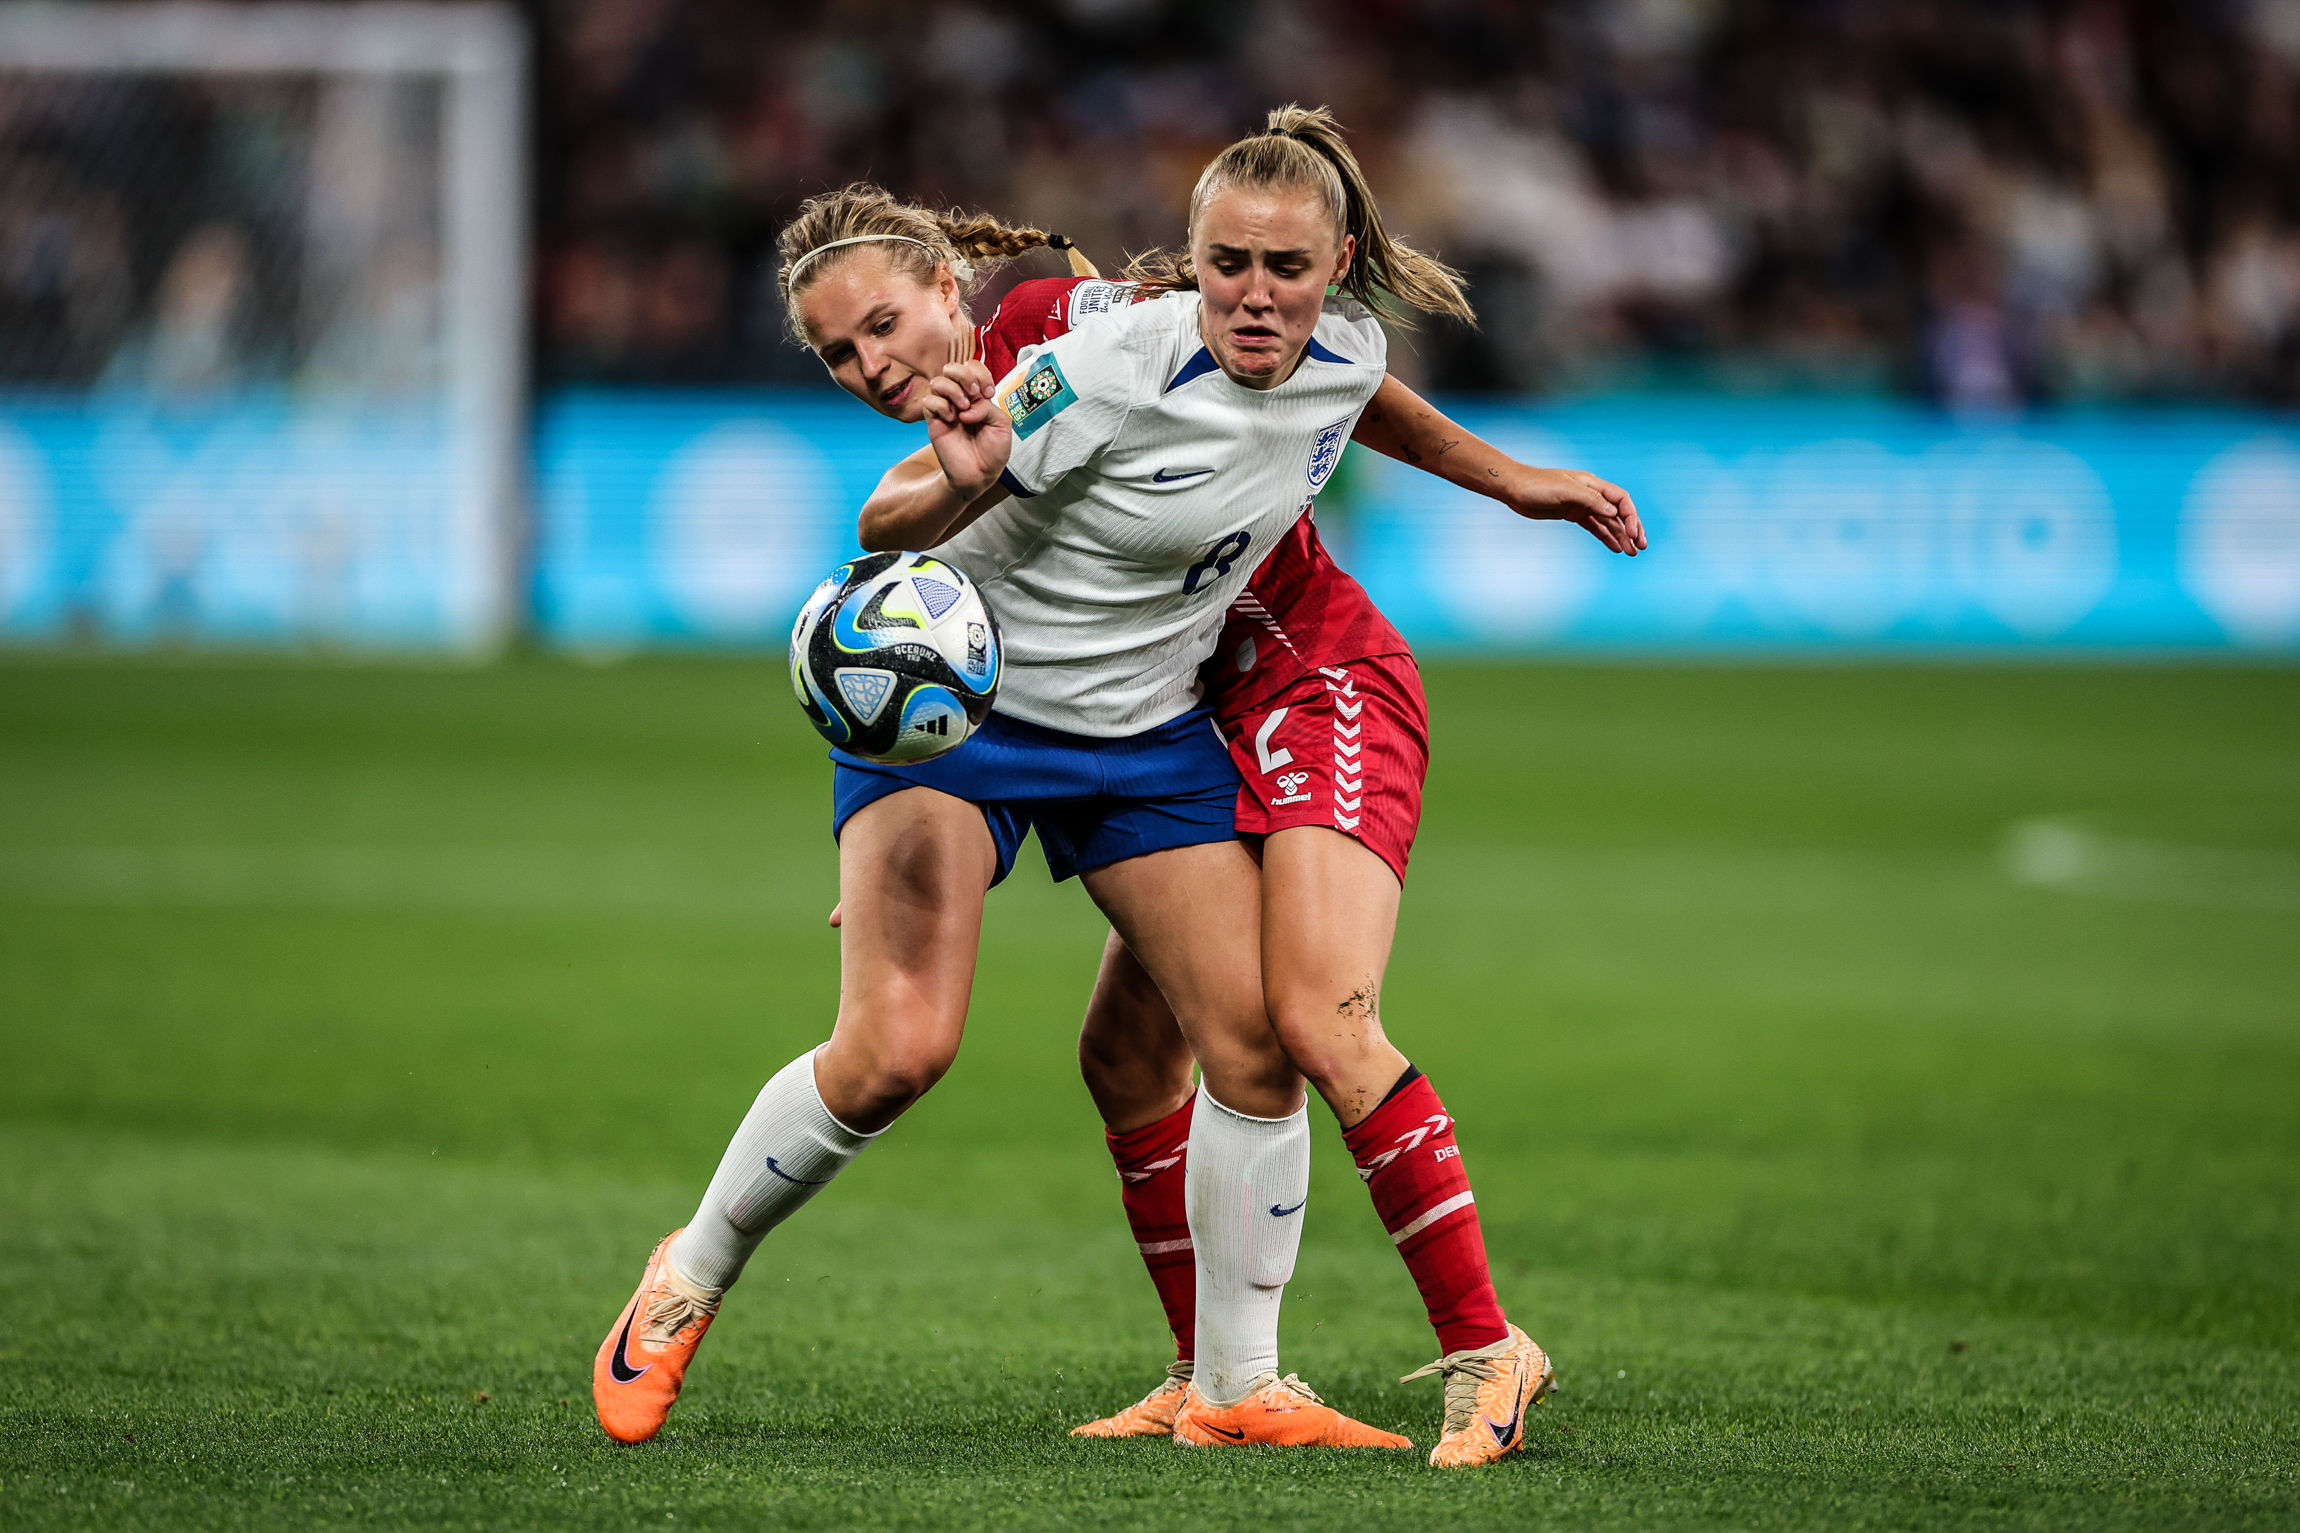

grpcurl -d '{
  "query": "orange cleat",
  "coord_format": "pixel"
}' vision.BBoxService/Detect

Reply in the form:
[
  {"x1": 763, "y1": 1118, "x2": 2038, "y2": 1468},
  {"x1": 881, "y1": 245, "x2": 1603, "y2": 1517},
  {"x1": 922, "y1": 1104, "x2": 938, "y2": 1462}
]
[
  {"x1": 1172, "y1": 1372, "x2": 1413, "y2": 1449},
  {"x1": 1071, "y1": 1361, "x2": 1192, "y2": 1438},
  {"x1": 1403, "y1": 1324, "x2": 1555, "y2": 1467},
  {"x1": 592, "y1": 1229, "x2": 723, "y2": 1444}
]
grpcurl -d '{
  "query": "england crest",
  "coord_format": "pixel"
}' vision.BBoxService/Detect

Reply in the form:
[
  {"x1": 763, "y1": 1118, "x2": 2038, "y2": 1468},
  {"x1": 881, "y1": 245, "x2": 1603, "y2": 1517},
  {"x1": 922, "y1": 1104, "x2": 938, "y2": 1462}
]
[{"x1": 1307, "y1": 417, "x2": 1349, "y2": 493}]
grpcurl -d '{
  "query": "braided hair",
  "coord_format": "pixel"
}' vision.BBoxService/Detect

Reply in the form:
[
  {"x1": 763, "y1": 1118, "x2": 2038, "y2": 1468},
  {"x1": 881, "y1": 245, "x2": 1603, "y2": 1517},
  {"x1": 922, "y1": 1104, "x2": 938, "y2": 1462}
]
[{"x1": 777, "y1": 184, "x2": 1098, "y2": 346}]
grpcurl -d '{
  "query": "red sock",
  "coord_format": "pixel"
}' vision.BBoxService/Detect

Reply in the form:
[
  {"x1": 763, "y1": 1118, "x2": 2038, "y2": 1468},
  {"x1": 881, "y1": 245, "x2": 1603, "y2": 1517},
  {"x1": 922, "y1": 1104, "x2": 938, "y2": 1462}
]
[
  {"x1": 1342, "y1": 1070, "x2": 1509, "y2": 1356},
  {"x1": 1105, "y1": 1092, "x2": 1196, "y2": 1362}
]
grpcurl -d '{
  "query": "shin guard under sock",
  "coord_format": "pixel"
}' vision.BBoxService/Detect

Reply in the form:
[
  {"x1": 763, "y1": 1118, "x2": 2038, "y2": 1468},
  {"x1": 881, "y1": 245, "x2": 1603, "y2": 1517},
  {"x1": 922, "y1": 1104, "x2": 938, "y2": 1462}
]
[
  {"x1": 1105, "y1": 1093, "x2": 1198, "y2": 1362},
  {"x1": 1342, "y1": 1069, "x2": 1509, "y2": 1356},
  {"x1": 1186, "y1": 1089, "x2": 1310, "y2": 1404},
  {"x1": 669, "y1": 1048, "x2": 879, "y2": 1291}
]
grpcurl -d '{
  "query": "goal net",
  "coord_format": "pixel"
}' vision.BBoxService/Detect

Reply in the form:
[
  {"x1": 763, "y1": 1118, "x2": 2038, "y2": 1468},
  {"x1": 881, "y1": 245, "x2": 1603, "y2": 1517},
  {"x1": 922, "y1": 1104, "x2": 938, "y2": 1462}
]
[{"x1": 0, "y1": 1, "x2": 524, "y2": 648}]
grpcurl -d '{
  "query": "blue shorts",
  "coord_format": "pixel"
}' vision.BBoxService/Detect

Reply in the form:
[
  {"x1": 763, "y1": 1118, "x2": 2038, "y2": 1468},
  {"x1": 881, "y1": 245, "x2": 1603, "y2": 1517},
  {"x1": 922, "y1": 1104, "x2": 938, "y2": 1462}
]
[{"x1": 831, "y1": 707, "x2": 1240, "y2": 886}]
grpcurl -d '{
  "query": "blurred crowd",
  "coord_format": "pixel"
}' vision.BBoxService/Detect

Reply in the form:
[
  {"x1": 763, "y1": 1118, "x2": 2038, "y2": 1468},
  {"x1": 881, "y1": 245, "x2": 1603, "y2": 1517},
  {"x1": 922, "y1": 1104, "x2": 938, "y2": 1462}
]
[
  {"x1": 0, "y1": 72, "x2": 443, "y2": 397},
  {"x1": 539, "y1": 0, "x2": 2300, "y2": 404},
  {"x1": 3, "y1": 0, "x2": 2295, "y2": 405}
]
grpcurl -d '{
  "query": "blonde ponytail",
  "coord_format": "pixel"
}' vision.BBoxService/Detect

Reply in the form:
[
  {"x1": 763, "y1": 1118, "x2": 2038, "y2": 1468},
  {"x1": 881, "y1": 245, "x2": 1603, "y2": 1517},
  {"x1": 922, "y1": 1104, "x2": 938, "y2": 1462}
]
[
  {"x1": 1121, "y1": 103, "x2": 1474, "y2": 328},
  {"x1": 776, "y1": 184, "x2": 1098, "y2": 344}
]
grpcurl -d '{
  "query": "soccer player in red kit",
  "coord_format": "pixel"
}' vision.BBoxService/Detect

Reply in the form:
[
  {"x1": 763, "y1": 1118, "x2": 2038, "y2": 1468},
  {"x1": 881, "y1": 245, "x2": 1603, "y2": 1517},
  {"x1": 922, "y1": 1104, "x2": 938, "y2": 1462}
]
[{"x1": 667, "y1": 110, "x2": 1644, "y2": 1463}]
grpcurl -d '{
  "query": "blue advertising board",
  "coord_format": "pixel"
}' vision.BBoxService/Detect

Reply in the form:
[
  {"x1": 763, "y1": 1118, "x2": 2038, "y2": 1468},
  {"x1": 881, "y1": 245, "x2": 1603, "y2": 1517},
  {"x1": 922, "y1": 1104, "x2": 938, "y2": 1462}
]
[
  {"x1": 533, "y1": 391, "x2": 916, "y2": 649},
  {"x1": 0, "y1": 396, "x2": 490, "y2": 648},
  {"x1": 534, "y1": 390, "x2": 2300, "y2": 655},
  {"x1": 6, "y1": 390, "x2": 2292, "y2": 654}
]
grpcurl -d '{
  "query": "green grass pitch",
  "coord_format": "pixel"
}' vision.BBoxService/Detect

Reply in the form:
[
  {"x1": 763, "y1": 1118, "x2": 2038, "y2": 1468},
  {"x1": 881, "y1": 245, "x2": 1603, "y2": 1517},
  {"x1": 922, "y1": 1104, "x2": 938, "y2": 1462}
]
[{"x1": 1, "y1": 655, "x2": 2294, "y2": 1530}]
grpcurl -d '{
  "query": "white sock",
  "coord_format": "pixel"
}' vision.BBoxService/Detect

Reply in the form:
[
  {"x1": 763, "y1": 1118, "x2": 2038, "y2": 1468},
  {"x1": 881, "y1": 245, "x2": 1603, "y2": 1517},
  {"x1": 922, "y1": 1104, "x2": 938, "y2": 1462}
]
[
  {"x1": 1186, "y1": 1088, "x2": 1311, "y2": 1405},
  {"x1": 668, "y1": 1048, "x2": 879, "y2": 1291}
]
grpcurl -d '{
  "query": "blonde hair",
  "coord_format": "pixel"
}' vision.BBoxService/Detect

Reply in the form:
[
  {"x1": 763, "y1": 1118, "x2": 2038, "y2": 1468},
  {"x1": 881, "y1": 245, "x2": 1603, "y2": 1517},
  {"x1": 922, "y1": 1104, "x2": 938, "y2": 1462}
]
[
  {"x1": 1122, "y1": 104, "x2": 1474, "y2": 328},
  {"x1": 776, "y1": 184, "x2": 1096, "y2": 345}
]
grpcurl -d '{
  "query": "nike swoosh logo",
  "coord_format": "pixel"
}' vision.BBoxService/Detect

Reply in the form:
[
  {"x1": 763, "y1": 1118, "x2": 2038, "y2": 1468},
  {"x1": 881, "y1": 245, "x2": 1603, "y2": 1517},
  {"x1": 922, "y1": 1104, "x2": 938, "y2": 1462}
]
[
  {"x1": 607, "y1": 1312, "x2": 650, "y2": 1384},
  {"x1": 1151, "y1": 467, "x2": 1213, "y2": 483},
  {"x1": 1484, "y1": 1394, "x2": 1524, "y2": 1447},
  {"x1": 1269, "y1": 1199, "x2": 1307, "y2": 1217},
  {"x1": 763, "y1": 1156, "x2": 831, "y2": 1186},
  {"x1": 1206, "y1": 1424, "x2": 1246, "y2": 1441}
]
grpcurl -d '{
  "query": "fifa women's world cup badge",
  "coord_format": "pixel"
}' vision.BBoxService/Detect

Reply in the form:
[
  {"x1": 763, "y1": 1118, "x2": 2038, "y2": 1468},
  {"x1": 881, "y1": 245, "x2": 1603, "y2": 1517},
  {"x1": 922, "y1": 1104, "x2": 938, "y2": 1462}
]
[
  {"x1": 999, "y1": 356, "x2": 1077, "y2": 439},
  {"x1": 1307, "y1": 417, "x2": 1349, "y2": 492}
]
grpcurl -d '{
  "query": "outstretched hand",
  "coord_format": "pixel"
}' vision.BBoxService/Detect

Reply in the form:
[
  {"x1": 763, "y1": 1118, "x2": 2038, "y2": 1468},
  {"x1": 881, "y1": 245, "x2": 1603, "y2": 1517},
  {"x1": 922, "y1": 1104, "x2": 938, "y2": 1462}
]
[
  {"x1": 1491, "y1": 465, "x2": 1648, "y2": 556},
  {"x1": 922, "y1": 359, "x2": 1011, "y2": 502}
]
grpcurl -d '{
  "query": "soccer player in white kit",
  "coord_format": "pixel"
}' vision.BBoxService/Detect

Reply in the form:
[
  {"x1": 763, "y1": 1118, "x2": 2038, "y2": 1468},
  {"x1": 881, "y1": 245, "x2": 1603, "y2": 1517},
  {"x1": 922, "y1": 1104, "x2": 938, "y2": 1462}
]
[
  {"x1": 601, "y1": 107, "x2": 1649, "y2": 1461},
  {"x1": 851, "y1": 105, "x2": 1625, "y2": 1451},
  {"x1": 592, "y1": 138, "x2": 1436, "y2": 1451},
  {"x1": 866, "y1": 203, "x2": 1407, "y2": 1448},
  {"x1": 834, "y1": 108, "x2": 1644, "y2": 1461}
]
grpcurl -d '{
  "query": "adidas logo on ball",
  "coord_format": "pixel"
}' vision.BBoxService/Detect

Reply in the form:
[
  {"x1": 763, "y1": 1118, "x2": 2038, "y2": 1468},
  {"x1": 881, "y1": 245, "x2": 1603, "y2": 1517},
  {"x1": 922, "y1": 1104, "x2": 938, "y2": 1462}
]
[{"x1": 790, "y1": 552, "x2": 1001, "y2": 765}]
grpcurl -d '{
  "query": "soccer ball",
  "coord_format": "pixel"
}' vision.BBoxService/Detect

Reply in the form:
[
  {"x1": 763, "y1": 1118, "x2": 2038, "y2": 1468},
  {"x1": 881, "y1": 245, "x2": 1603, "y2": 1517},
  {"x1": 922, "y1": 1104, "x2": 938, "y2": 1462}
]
[{"x1": 790, "y1": 551, "x2": 1000, "y2": 763}]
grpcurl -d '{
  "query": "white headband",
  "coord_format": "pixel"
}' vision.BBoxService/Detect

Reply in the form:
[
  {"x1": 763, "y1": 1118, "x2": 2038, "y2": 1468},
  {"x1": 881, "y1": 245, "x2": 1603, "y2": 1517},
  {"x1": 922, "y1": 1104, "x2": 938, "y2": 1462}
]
[{"x1": 784, "y1": 233, "x2": 946, "y2": 288}]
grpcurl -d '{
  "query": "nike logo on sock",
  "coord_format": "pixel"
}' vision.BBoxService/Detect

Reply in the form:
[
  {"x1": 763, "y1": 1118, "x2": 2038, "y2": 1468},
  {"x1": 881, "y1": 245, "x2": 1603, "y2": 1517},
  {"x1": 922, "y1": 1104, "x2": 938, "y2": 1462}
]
[
  {"x1": 1269, "y1": 1199, "x2": 1307, "y2": 1217},
  {"x1": 607, "y1": 1313, "x2": 650, "y2": 1384},
  {"x1": 763, "y1": 1156, "x2": 831, "y2": 1186}
]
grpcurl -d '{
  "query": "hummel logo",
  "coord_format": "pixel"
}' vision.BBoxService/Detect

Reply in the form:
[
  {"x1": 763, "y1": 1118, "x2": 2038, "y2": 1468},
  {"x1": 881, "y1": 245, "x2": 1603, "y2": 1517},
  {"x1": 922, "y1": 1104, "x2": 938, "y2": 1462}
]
[
  {"x1": 1119, "y1": 1149, "x2": 1185, "y2": 1183},
  {"x1": 1270, "y1": 1198, "x2": 1307, "y2": 1217},
  {"x1": 607, "y1": 1313, "x2": 650, "y2": 1384},
  {"x1": 1151, "y1": 466, "x2": 1214, "y2": 483}
]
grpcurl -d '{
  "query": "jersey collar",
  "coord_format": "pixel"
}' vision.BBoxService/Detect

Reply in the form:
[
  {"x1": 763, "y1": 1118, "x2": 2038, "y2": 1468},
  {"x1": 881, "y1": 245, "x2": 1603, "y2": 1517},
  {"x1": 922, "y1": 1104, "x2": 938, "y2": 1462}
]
[{"x1": 1164, "y1": 335, "x2": 1356, "y2": 394}]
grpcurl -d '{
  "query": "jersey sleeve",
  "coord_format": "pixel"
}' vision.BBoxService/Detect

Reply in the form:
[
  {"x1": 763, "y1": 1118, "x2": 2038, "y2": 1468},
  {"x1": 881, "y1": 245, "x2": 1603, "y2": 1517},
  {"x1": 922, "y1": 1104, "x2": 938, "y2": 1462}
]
[
  {"x1": 978, "y1": 278, "x2": 1081, "y2": 378},
  {"x1": 1314, "y1": 294, "x2": 1390, "y2": 368},
  {"x1": 994, "y1": 323, "x2": 1136, "y2": 499}
]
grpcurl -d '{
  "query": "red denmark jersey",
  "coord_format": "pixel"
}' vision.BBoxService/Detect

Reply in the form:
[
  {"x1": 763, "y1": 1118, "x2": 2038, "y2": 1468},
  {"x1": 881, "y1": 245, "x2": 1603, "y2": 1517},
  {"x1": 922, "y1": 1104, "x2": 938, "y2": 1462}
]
[{"x1": 972, "y1": 277, "x2": 1412, "y2": 719}]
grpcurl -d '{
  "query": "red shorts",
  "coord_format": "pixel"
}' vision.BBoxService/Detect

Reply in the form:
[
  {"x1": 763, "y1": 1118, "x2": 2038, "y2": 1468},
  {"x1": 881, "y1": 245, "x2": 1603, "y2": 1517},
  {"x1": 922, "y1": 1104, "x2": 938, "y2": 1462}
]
[{"x1": 1216, "y1": 653, "x2": 1428, "y2": 885}]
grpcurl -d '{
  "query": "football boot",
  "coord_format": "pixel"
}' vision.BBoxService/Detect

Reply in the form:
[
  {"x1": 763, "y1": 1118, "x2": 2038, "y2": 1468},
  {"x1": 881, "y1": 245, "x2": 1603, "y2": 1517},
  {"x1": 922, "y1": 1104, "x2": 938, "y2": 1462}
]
[
  {"x1": 1402, "y1": 1323, "x2": 1555, "y2": 1467},
  {"x1": 592, "y1": 1229, "x2": 722, "y2": 1443},
  {"x1": 1071, "y1": 1360, "x2": 1192, "y2": 1438},
  {"x1": 1172, "y1": 1372, "x2": 1413, "y2": 1449}
]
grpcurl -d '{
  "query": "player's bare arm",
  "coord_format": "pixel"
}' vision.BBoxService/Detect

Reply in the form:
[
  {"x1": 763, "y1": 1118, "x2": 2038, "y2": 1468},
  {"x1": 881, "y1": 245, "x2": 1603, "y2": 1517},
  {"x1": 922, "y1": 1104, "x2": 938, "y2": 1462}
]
[
  {"x1": 856, "y1": 440, "x2": 1012, "y2": 552},
  {"x1": 1352, "y1": 375, "x2": 1648, "y2": 556},
  {"x1": 856, "y1": 360, "x2": 1013, "y2": 551}
]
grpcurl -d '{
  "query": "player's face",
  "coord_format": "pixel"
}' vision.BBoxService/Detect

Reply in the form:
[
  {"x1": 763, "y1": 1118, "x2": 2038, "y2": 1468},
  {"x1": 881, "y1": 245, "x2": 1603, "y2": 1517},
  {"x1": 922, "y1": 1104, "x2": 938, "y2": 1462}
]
[
  {"x1": 1192, "y1": 187, "x2": 1355, "y2": 390},
  {"x1": 801, "y1": 252, "x2": 966, "y2": 422}
]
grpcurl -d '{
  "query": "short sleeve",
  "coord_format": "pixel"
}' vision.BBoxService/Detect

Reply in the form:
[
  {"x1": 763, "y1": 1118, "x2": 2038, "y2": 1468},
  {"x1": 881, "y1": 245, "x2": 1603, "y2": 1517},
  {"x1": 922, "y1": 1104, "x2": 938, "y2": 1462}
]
[
  {"x1": 978, "y1": 278, "x2": 1080, "y2": 377},
  {"x1": 994, "y1": 325, "x2": 1133, "y2": 499},
  {"x1": 1313, "y1": 294, "x2": 1389, "y2": 369}
]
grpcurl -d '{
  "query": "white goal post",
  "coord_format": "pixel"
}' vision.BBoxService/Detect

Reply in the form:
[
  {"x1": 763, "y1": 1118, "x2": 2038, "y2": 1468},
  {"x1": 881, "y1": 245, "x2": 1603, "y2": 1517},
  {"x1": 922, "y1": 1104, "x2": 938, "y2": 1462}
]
[{"x1": 0, "y1": 2, "x2": 526, "y2": 649}]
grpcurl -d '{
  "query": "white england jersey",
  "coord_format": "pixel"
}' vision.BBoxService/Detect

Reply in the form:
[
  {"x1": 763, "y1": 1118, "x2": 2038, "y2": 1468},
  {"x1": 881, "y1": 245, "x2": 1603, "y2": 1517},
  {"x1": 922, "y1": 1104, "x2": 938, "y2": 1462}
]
[{"x1": 935, "y1": 291, "x2": 1386, "y2": 737}]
